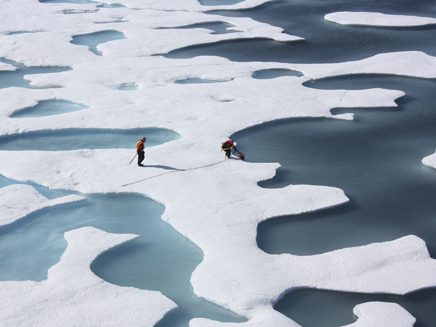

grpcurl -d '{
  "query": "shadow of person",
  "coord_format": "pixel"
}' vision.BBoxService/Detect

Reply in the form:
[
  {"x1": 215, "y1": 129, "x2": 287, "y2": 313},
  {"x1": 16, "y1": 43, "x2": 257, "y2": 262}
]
[{"x1": 141, "y1": 165, "x2": 185, "y2": 171}]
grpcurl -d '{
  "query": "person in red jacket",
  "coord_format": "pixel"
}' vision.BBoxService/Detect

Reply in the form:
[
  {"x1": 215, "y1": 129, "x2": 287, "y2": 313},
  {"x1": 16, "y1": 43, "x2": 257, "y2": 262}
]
[
  {"x1": 136, "y1": 137, "x2": 146, "y2": 166},
  {"x1": 221, "y1": 139, "x2": 244, "y2": 160}
]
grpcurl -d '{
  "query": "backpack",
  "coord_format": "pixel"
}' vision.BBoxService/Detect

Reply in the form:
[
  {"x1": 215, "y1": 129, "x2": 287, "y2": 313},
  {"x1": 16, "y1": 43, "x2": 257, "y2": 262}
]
[{"x1": 221, "y1": 140, "x2": 233, "y2": 150}]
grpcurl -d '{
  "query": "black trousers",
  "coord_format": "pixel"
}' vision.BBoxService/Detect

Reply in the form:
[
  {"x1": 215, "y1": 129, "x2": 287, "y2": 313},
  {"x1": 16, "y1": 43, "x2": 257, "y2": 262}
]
[
  {"x1": 225, "y1": 147, "x2": 238, "y2": 158},
  {"x1": 137, "y1": 150, "x2": 145, "y2": 165}
]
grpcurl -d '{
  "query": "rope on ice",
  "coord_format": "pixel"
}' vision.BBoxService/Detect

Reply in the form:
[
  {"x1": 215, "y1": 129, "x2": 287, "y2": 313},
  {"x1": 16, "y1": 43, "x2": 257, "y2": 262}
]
[{"x1": 121, "y1": 159, "x2": 226, "y2": 187}]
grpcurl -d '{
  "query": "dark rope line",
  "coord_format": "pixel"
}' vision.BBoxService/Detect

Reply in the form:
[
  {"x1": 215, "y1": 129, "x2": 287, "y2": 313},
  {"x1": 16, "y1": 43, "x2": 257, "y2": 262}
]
[{"x1": 121, "y1": 159, "x2": 226, "y2": 187}]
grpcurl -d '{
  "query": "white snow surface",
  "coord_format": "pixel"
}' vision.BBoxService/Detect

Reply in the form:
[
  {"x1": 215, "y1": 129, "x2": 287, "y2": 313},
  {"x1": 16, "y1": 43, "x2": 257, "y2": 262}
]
[
  {"x1": 344, "y1": 302, "x2": 416, "y2": 327},
  {"x1": 422, "y1": 150, "x2": 436, "y2": 170},
  {"x1": 0, "y1": 226, "x2": 176, "y2": 326},
  {"x1": 325, "y1": 11, "x2": 436, "y2": 27},
  {"x1": 292, "y1": 51, "x2": 436, "y2": 80},
  {"x1": 0, "y1": 184, "x2": 85, "y2": 226},
  {"x1": 0, "y1": 1, "x2": 436, "y2": 326}
]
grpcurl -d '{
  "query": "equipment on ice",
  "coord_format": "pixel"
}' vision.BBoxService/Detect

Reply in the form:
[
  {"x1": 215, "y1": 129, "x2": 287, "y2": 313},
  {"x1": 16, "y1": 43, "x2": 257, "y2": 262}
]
[{"x1": 221, "y1": 139, "x2": 245, "y2": 160}]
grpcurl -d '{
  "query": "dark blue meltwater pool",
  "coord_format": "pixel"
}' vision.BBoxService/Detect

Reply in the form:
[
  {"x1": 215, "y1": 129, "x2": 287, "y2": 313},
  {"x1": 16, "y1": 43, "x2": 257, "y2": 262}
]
[
  {"x1": 163, "y1": 0, "x2": 436, "y2": 323},
  {"x1": 233, "y1": 75, "x2": 436, "y2": 326},
  {"x1": 239, "y1": 75, "x2": 436, "y2": 257}
]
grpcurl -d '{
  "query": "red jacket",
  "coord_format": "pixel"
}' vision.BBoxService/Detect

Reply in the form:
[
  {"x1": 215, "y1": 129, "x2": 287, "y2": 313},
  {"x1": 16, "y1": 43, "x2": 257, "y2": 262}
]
[
  {"x1": 221, "y1": 140, "x2": 233, "y2": 150},
  {"x1": 136, "y1": 140, "x2": 145, "y2": 151}
]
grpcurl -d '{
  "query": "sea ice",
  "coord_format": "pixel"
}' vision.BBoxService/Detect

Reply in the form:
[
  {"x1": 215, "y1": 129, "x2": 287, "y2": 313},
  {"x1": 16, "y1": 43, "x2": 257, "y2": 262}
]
[
  {"x1": 345, "y1": 302, "x2": 416, "y2": 327},
  {"x1": 0, "y1": 227, "x2": 176, "y2": 326},
  {"x1": 325, "y1": 11, "x2": 436, "y2": 27},
  {"x1": 1, "y1": 1, "x2": 436, "y2": 326},
  {"x1": 0, "y1": 61, "x2": 16, "y2": 71},
  {"x1": 422, "y1": 150, "x2": 436, "y2": 170},
  {"x1": 291, "y1": 51, "x2": 436, "y2": 80},
  {"x1": 0, "y1": 184, "x2": 84, "y2": 226}
]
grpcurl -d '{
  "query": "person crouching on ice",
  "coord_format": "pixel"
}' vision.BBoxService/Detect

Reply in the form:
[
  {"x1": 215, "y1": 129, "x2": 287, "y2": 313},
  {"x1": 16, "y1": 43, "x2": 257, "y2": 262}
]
[
  {"x1": 221, "y1": 139, "x2": 244, "y2": 160},
  {"x1": 136, "y1": 137, "x2": 146, "y2": 166}
]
